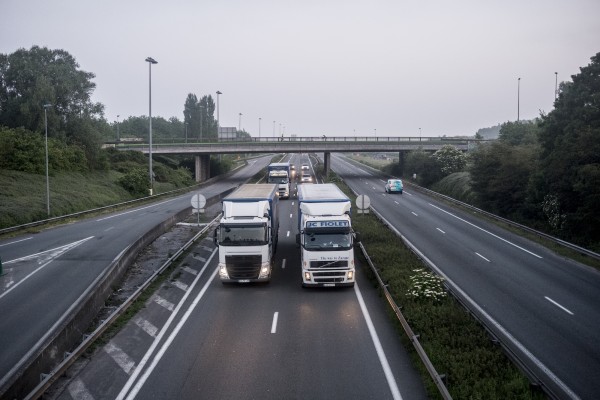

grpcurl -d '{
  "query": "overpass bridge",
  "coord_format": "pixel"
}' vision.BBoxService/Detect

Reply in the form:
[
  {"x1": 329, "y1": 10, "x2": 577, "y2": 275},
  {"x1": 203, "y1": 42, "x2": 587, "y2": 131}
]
[{"x1": 114, "y1": 136, "x2": 480, "y2": 182}]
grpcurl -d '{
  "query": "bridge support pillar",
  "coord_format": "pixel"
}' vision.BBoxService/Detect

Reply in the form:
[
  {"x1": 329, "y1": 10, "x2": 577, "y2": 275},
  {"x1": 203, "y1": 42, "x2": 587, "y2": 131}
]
[
  {"x1": 195, "y1": 154, "x2": 211, "y2": 182},
  {"x1": 323, "y1": 152, "x2": 331, "y2": 178}
]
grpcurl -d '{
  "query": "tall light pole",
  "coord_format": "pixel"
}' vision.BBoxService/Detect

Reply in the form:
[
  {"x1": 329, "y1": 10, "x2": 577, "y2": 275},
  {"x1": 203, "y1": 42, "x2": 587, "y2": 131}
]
[
  {"x1": 43, "y1": 103, "x2": 51, "y2": 217},
  {"x1": 185, "y1": 122, "x2": 188, "y2": 143},
  {"x1": 116, "y1": 114, "x2": 120, "y2": 141},
  {"x1": 517, "y1": 77, "x2": 521, "y2": 122},
  {"x1": 216, "y1": 91, "x2": 222, "y2": 138},
  {"x1": 259, "y1": 117, "x2": 262, "y2": 138},
  {"x1": 145, "y1": 57, "x2": 158, "y2": 195},
  {"x1": 419, "y1": 127, "x2": 422, "y2": 139},
  {"x1": 273, "y1": 120, "x2": 276, "y2": 137},
  {"x1": 555, "y1": 72, "x2": 558, "y2": 101},
  {"x1": 239, "y1": 112, "x2": 243, "y2": 131},
  {"x1": 374, "y1": 128, "x2": 377, "y2": 138}
]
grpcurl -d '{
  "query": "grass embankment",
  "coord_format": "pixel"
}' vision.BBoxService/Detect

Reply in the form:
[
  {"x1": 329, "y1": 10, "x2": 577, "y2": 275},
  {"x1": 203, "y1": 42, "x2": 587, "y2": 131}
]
[{"x1": 326, "y1": 173, "x2": 543, "y2": 399}]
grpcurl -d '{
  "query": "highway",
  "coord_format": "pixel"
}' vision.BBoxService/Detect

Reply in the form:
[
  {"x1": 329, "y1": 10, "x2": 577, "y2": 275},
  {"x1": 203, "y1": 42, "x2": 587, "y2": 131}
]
[
  {"x1": 5, "y1": 151, "x2": 599, "y2": 399},
  {"x1": 0, "y1": 157, "x2": 271, "y2": 390},
  {"x1": 50, "y1": 153, "x2": 427, "y2": 400},
  {"x1": 329, "y1": 153, "x2": 600, "y2": 399}
]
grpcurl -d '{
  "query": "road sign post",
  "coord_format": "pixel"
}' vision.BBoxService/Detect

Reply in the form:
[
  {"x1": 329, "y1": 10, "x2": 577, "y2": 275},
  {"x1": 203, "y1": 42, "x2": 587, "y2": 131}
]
[
  {"x1": 190, "y1": 193, "x2": 207, "y2": 226},
  {"x1": 356, "y1": 194, "x2": 370, "y2": 214}
]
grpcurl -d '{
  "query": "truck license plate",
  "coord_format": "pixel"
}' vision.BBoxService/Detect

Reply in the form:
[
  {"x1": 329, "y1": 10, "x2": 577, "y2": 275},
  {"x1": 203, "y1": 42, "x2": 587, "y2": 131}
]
[
  {"x1": 324, "y1": 283, "x2": 335, "y2": 287},
  {"x1": 238, "y1": 279, "x2": 250, "y2": 283}
]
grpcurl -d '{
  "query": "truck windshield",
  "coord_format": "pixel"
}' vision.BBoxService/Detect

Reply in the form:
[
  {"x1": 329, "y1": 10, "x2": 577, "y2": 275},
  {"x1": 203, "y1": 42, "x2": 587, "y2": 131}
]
[
  {"x1": 268, "y1": 176, "x2": 289, "y2": 184},
  {"x1": 218, "y1": 224, "x2": 267, "y2": 246},
  {"x1": 303, "y1": 231, "x2": 352, "y2": 251}
]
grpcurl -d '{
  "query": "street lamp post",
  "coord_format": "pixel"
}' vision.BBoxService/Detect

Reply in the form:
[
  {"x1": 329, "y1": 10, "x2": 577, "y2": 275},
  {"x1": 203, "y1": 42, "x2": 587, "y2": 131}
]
[
  {"x1": 517, "y1": 77, "x2": 521, "y2": 122},
  {"x1": 419, "y1": 127, "x2": 422, "y2": 140},
  {"x1": 273, "y1": 120, "x2": 275, "y2": 137},
  {"x1": 555, "y1": 72, "x2": 558, "y2": 101},
  {"x1": 259, "y1": 117, "x2": 261, "y2": 138},
  {"x1": 239, "y1": 112, "x2": 242, "y2": 131},
  {"x1": 216, "y1": 91, "x2": 222, "y2": 138},
  {"x1": 43, "y1": 103, "x2": 51, "y2": 217},
  {"x1": 116, "y1": 114, "x2": 120, "y2": 141},
  {"x1": 185, "y1": 122, "x2": 188, "y2": 143},
  {"x1": 145, "y1": 57, "x2": 158, "y2": 195}
]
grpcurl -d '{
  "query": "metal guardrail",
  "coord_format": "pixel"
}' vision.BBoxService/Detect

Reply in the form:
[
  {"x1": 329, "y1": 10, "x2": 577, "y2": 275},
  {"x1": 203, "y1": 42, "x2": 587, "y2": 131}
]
[
  {"x1": 24, "y1": 213, "x2": 223, "y2": 400},
  {"x1": 403, "y1": 181, "x2": 600, "y2": 262},
  {"x1": 358, "y1": 242, "x2": 453, "y2": 399}
]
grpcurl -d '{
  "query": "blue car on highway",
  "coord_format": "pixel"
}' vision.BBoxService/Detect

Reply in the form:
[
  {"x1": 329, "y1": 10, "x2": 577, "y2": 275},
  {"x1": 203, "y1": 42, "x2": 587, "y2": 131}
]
[{"x1": 385, "y1": 179, "x2": 403, "y2": 194}]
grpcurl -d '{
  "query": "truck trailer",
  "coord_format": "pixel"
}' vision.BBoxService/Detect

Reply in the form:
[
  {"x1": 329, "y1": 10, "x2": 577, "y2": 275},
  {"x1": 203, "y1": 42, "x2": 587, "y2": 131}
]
[
  {"x1": 267, "y1": 162, "x2": 291, "y2": 199},
  {"x1": 214, "y1": 184, "x2": 279, "y2": 283},
  {"x1": 297, "y1": 183, "x2": 356, "y2": 287}
]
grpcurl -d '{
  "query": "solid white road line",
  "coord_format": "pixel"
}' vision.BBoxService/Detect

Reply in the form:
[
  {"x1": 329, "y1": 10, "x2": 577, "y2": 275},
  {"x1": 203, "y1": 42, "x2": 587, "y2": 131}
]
[
  {"x1": 429, "y1": 203, "x2": 542, "y2": 259},
  {"x1": 117, "y1": 249, "x2": 218, "y2": 400},
  {"x1": 354, "y1": 282, "x2": 403, "y2": 400},
  {"x1": 271, "y1": 312, "x2": 279, "y2": 333},
  {"x1": 0, "y1": 236, "x2": 94, "y2": 300},
  {"x1": 0, "y1": 237, "x2": 33, "y2": 247},
  {"x1": 545, "y1": 296, "x2": 574, "y2": 315},
  {"x1": 374, "y1": 210, "x2": 578, "y2": 399},
  {"x1": 96, "y1": 199, "x2": 176, "y2": 221}
]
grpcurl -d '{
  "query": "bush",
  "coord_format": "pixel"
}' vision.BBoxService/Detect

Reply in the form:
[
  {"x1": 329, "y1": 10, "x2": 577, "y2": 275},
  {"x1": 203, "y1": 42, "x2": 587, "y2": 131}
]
[{"x1": 118, "y1": 168, "x2": 149, "y2": 196}]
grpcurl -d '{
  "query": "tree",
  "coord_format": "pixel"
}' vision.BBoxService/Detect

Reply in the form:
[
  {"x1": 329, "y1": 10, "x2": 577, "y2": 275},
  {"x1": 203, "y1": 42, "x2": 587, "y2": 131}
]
[
  {"x1": 405, "y1": 150, "x2": 443, "y2": 186},
  {"x1": 0, "y1": 46, "x2": 104, "y2": 136},
  {"x1": 470, "y1": 141, "x2": 538, "y2": 218},
  {"x1": 498, "y1": 120, "x2": 539, "y2": 146},
  {"x1": 533, "y1": 52, "x2": 600, "y2": 242},
  {"x1": 432, "y1": 145, "x2": 467, "y2": 175},
  {"x1": 183, "y1": 93, "x2": 201, "y2": 140}
]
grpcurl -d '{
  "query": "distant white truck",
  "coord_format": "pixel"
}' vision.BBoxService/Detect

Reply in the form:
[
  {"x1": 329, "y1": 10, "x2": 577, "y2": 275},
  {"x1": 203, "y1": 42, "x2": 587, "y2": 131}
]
[
  {"x1": 267, "y1": 162, "x2": 291, "y2": 199},
  {"x1": 214, "y1": 184, "x2": 279, "y2": 283},
  {"x1": 296, "y1": 183, "x2": 356, "y2": 287}
]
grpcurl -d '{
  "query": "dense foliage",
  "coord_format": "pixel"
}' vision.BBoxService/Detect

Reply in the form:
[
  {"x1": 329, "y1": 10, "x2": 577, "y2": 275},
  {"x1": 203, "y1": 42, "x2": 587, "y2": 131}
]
[{"x1": 401, "y1": 52, "x2": 600, "y2": 248}]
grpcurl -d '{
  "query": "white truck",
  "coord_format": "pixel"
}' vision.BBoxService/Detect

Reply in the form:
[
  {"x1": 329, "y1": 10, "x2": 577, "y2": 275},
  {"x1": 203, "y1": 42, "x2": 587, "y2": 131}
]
[
  {"x1": 267, "y1": 162, "x2": 291, "y2": 199},
  {"x1": 214, "y1": 184, "x2": 279, "y2": 283},
  {"x1": 296, "y1": 183, "x2": 356, "y2": 287}
]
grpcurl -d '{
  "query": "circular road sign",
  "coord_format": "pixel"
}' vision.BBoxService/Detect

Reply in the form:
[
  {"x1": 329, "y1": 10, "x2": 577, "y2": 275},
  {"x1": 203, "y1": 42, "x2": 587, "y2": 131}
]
[
  {"x1": 356, "y1": 194, "x2": 371, "y2": 210},
  {"x1": 191, "y1": 193, "x2": 207, "y2": 209}
]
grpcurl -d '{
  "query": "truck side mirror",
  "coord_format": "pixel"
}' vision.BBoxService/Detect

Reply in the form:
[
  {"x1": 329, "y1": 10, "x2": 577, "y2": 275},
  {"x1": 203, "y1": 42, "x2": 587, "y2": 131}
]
[
  {"x1": 213, "y1": 229, "x2": 218, "y2": 246},
  {"x1": 353, "y1": 232, "x2": 361, "y2": 244}
]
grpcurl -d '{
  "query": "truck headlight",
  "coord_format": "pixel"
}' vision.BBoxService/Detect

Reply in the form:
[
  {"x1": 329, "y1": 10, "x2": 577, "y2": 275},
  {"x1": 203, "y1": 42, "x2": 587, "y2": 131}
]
[
  {"x1": 347, "y1": 270, "x2": 354, "y2": 280},
  {"x1": 258, "y1": 262, "x2": 271, "y2": 279},
  {"x1": 219, "y1": 264, "x2": 229, "y2": 279},
  {"x1": 304, "y1": 272, "x2": 311, "y2": 281}
]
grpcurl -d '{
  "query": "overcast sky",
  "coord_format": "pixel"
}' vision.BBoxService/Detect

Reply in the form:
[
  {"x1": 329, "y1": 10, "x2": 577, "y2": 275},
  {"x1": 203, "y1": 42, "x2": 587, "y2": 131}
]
[{"x1": 2, "y1": 0, "x2": 599, "y2": 137}]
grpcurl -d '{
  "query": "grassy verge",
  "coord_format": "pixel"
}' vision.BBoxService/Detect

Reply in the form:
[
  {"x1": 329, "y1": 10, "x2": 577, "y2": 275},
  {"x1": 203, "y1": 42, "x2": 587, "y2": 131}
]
[{"x1": 324, "y1": 171, "x2": 543, "y2": 399}]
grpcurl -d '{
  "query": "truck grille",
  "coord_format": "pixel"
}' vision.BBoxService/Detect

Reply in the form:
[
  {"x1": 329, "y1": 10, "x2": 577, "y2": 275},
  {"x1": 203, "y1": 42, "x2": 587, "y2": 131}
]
[
  {"x1": 225, "y1": 255, "x2": 262, "y2": 279},
  {"x1": 313, "y1": 271, "x2": 346, "y2": 283},
  {"x1": 310, "y1": 260, "x2": 348, "y2": 269}
]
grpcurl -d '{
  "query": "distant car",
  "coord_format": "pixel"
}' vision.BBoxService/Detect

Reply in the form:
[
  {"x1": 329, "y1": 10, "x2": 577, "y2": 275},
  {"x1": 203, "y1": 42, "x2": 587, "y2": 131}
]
[
  {"x1": 301, "y1": 164, "x2": 310, "y2": 170},
  {"x1": 385, "y1": 179, "x2": 403, "y2": 194},
  {"x1": 301, "y1": 173, "x2": 313, "y2": 183}
]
